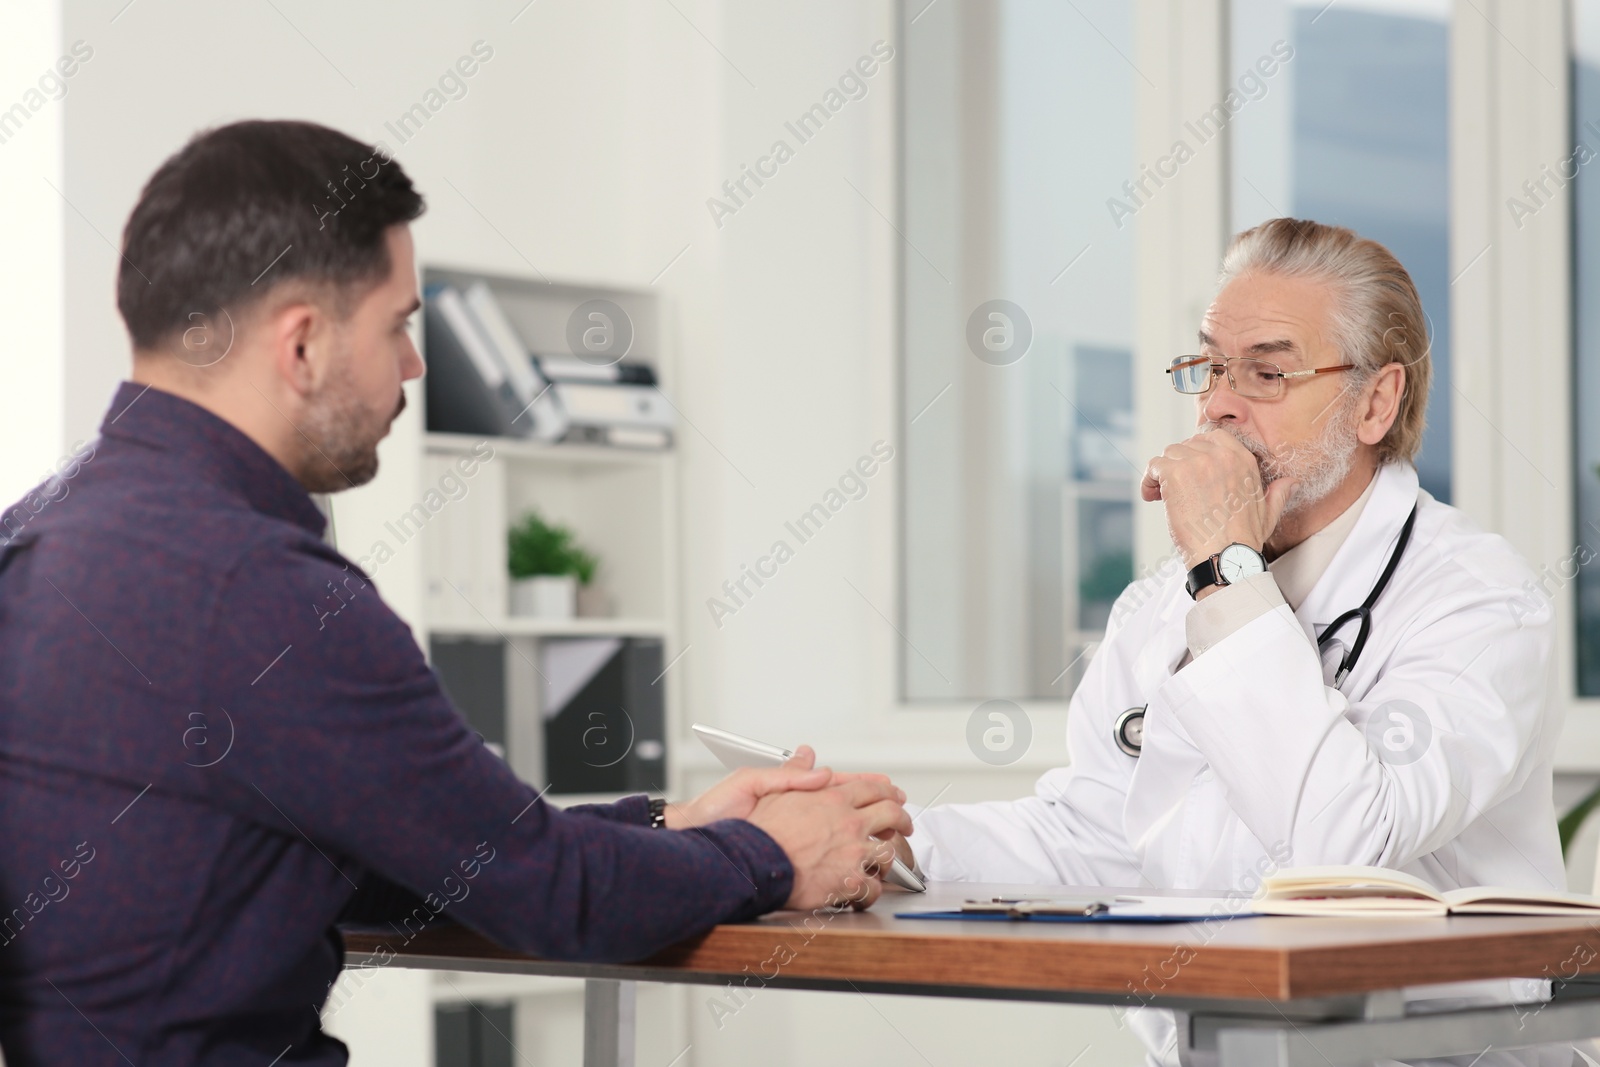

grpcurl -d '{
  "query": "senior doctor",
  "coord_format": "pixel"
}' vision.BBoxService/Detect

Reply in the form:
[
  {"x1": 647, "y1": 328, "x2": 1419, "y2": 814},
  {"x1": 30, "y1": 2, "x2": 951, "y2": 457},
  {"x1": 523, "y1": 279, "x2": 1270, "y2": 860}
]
[{"x1": 899, "y1": 218, "x2": 1565, "y2": 1067}]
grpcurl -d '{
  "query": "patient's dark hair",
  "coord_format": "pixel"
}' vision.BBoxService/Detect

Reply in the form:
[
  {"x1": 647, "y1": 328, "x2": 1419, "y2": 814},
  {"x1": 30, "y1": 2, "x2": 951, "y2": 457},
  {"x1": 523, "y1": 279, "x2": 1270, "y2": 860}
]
[{"x1": 117, "y1": 119, "x2": 425, "y2": 350}]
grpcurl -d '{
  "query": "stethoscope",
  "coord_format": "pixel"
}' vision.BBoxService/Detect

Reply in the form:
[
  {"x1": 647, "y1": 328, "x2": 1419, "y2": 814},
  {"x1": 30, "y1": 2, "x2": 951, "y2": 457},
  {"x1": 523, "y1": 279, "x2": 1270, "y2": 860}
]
[{"x1": 1114, "y1": 503, "x2": 1420, "y2": 759}]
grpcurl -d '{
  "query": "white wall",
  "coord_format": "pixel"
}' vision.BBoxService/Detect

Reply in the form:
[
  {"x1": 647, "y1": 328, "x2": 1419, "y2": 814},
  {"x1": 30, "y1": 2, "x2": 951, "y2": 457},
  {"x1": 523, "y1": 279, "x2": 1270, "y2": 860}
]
[{"x1": 0, "y1": 0, "x2": 66, "y2": 509}]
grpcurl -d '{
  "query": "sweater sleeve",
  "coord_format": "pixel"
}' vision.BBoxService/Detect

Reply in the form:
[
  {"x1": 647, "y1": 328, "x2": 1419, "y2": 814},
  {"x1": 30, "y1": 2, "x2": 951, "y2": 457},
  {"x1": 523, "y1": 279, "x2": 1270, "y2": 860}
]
[{"x1": 202, "y1": 541, "x2": 793, "y2": 963}]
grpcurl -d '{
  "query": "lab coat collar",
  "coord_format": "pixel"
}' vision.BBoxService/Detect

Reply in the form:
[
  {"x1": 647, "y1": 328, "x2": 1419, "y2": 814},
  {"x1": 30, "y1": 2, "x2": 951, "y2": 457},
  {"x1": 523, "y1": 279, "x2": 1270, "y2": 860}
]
[{"x1": 1292, "y1": 461, "x2": 1421, "y2": 630}]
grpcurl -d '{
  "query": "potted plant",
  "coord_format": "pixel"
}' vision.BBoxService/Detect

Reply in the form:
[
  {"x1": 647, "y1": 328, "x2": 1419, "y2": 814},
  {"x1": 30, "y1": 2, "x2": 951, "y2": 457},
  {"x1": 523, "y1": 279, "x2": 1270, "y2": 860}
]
[{"x1": 507, "y1": 511, "x2": 600, "y2": 619}]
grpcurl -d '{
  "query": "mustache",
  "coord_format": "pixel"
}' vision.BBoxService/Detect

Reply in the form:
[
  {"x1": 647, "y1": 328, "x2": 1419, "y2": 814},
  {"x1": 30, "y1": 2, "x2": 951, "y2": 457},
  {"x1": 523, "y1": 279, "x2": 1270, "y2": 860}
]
[
  {"x1": 393, "y1": 389, "x2": 407, "y2": 420},
  {"x1": 1203, "y1": 422, "x2": 1294, "y2": 484},
  {"x1": 1205, "y1": 421, "x2": 1272, "y2": 461}
]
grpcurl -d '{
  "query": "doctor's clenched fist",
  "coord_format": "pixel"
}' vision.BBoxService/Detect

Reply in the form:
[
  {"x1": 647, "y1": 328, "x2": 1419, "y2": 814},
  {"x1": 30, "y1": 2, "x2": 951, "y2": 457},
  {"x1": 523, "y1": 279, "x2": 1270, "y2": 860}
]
[
  {"x1": 747, "y1": 780, "x2": 909, "y2": 911},
  {"x1": 1141, "y1": 427, "x2": 1297, "y2": 570}
]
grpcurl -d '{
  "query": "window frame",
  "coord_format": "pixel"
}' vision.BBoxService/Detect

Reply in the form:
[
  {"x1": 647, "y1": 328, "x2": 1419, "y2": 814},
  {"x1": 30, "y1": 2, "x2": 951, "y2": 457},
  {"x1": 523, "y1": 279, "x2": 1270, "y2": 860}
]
[{"x1": 1451, "y1": 1, "x2": 1590, "y2": 763}]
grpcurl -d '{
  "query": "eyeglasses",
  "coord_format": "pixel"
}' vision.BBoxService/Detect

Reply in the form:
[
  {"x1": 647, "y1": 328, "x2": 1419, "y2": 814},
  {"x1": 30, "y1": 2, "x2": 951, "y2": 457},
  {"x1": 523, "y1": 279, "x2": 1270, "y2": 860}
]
[{"x1": 1167, "y1": 355, "x2": 1357, "y2": 399}]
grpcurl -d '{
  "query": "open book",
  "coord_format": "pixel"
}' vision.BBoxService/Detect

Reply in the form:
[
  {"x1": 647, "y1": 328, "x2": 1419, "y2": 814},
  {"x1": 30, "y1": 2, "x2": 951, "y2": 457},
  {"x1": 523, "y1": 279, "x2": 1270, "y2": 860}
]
[{"x1": 1255, "y1": 866, "x2": 1600, "y2": 918}]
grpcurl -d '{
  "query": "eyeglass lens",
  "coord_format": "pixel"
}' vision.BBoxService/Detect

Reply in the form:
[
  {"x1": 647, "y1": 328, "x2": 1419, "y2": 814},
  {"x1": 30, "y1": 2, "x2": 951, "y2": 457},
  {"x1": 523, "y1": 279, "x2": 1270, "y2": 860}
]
[{"x1": 1169, "y1": 356, "x2": 1282, "y2": 399}]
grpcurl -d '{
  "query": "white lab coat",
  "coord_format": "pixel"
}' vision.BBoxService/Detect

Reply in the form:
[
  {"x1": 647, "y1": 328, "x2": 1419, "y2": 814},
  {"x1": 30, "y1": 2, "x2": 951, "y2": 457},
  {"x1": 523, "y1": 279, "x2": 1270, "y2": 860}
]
[{"x1": 914, "y1": 462, "x2": 1569, "y2": 1067}]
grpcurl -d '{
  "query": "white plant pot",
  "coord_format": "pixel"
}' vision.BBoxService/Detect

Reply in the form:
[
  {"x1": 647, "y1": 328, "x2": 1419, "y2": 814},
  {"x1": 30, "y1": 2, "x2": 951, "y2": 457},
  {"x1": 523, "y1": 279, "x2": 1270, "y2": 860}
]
[{"x1": 509, "y1": 575, "x2": 576, "y2": 619}]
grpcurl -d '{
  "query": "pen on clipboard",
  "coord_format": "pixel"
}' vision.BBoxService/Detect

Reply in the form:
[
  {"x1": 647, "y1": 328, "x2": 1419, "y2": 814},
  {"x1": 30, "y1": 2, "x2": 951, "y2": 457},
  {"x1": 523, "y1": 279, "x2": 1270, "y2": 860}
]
[{"x1": 961, "y1": 897, "x2": 1112, "y2": 918}]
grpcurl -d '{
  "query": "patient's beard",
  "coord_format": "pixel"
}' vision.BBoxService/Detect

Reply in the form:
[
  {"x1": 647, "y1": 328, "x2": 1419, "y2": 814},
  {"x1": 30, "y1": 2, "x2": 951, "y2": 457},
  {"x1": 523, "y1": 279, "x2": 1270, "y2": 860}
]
[
  {"x1": 1209, "y1": 392, "x2": 1361, "y2": 517},
  {"x1": 296, "y1": 359, "x2": 406, "y2": 494}
]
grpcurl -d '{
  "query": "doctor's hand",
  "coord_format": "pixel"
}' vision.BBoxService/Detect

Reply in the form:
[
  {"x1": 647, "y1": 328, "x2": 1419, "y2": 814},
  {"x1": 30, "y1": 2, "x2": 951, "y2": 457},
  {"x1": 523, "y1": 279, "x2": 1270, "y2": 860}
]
[
  {"x1": 662, "y1": 747, "x2": 908, "y2": 830},
  {"x1": 1141, "y1": 428, "x2": 1297, "y2": 568},
  {"x1": 747, "y1": 780, "x2": 910, "y2": 911}
]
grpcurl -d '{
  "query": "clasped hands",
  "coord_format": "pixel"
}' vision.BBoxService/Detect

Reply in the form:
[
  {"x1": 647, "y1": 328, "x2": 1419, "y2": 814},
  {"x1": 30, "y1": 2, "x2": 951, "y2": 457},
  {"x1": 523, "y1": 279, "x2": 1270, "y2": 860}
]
[{"x1": 669, "y1": 746, "x2": 909, "y2": 912}]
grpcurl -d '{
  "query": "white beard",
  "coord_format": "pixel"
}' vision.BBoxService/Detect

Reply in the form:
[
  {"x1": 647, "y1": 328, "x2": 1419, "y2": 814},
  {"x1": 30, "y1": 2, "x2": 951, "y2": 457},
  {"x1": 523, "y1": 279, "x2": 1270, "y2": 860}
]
[{"x1": 1208, "y1": 393, "x2": 1361, "y2": 517}]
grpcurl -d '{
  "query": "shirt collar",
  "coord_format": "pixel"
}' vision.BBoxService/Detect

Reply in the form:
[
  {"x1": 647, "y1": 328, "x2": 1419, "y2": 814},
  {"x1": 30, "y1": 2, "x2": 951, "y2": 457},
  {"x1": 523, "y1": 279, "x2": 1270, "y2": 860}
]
[
  {"x1": 1267, "y1": 466, "x2": 1380, "y2": 612},
  {"x1": 99, "y1": 381, "x2": 328, "y2": 538}
]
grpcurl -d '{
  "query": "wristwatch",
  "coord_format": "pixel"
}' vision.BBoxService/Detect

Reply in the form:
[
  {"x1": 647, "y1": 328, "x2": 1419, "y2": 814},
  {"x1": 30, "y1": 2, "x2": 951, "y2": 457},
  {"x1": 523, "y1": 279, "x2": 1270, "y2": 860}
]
[
  {"x1": 647, "y1": 797, "x2": 669, "y2": 829},
  {"x1": 1185, "y1": 543, "x2": 1267, "y2": 599}
]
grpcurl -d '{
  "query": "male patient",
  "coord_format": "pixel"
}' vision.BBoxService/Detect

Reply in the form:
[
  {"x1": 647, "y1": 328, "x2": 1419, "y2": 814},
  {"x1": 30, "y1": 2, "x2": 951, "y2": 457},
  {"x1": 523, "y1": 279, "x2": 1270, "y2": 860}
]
[
  {"x1": 0, "y1": 120, "x2": 907, "y2": 1066},
  {"x1": 902, "y1": 219, "x2": 1567, "y2": 1067}
]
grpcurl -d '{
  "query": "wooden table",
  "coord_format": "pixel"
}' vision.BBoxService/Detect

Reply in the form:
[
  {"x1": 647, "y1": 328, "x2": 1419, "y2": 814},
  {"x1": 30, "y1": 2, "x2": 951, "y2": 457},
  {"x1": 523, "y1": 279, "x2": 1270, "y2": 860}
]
[{"x1": 341, "y1": 883, "x2": 1600, "y2": 1066}]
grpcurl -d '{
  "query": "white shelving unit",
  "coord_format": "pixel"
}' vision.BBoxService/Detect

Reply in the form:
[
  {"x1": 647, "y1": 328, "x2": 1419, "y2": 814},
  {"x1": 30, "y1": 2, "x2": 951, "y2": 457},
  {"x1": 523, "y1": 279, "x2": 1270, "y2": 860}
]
[
  {"x1": 419, "y1": 430, "x2": 677, "y2": 647},
  {"x1": 429, "y1": 615, "x2": 670, "y2": 639},
  {"x1": 413, "y1": 267, "x2": 682, "y2": 786},
  {"x1": 409, "y1": 269, "x2": 688, "y2": 1051}
]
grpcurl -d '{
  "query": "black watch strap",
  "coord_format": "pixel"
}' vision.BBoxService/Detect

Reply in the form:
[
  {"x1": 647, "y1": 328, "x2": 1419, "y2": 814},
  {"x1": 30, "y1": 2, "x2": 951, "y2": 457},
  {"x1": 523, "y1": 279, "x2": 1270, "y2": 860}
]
[
  {"x1": 647, "y1": 796, "x2": 669, "y2": 829},
  {"x1": 1185, "y1": 556, "x2": 1220, "y2": 599}
]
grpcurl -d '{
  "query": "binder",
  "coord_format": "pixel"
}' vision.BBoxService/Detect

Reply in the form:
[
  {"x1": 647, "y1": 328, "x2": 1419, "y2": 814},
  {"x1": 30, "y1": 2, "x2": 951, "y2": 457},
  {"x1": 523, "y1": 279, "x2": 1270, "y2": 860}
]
[
  {"x1": 551, "y1": 381, "x2": 674, "y2": 431},
  {"x1": 536, "y1": 355, "x2": 658, "y2": 386},
  {"x1": 540, "y1": 637, "x2": 667, "y2": 794},
  {"x1": 423, "y1": 276, "x2": 673, "y2": 450},
  {"x1": 463, "y1": 281, "x2": 567, "y2": 442},
  {"x1": 422, "y1": 283, "x2": 529, "y2": 438},
  {"x1": 601, "y1": 426, "x2": 671, "y2": 450}
]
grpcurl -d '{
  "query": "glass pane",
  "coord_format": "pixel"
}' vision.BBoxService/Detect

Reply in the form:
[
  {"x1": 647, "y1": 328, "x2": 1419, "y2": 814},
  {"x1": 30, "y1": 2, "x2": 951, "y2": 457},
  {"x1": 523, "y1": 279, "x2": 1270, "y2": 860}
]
[
  {"x1": 1073, "y1": 345, "x2": 1135, "y2": 634},
  {"x1": 1230, "y1": 0, "x2": 1453, "y2": 504},
  {"x1": 1573, "y1": 3, "x2": 1600, "y2": 695},
  {"x1": 901, "y1": 0, "x2": 1136, "y2": 701},
  {"x1": 1236, "y1": 358, "x2": 1283, "y2": 397},
  {"x1": 1170, "y1": 356, "x2": 1214, "y2": 394}
]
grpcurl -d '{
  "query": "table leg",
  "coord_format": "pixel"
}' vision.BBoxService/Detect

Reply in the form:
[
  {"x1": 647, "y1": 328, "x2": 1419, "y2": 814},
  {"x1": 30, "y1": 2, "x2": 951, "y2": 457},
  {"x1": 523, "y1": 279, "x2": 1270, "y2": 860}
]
[{"x1": 583, "y1": 978, "x2": 636, "y2": 1067}]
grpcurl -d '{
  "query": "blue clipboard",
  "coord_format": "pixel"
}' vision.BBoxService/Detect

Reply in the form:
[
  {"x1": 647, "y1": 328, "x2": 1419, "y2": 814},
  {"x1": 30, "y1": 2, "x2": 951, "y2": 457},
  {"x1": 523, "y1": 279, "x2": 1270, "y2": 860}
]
[{"x1": 894, "y1": 909, "x2": 1252, "y2": 924}]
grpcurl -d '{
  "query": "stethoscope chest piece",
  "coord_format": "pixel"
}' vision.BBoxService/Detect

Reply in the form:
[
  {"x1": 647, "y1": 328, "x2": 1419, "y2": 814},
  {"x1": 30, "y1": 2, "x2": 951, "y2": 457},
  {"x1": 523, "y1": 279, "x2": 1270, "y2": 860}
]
[{"x1": 1114, "y1": 706, "x2": 1145, "y2": 757}]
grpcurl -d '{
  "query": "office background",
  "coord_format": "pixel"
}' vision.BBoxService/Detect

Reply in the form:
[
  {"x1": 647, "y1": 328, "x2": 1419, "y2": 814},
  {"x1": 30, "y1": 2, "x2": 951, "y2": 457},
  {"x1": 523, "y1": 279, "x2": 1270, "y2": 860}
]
[{"x1": 0, "y1": 0, "x2": 1592, "y2": 1064}]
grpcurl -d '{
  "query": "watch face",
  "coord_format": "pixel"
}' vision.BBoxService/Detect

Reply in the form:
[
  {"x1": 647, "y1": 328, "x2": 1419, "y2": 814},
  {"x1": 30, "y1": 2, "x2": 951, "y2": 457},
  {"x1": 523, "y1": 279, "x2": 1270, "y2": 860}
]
[{"x1": 1218, "y1": 543, "x2": 1265, "y2": 583}]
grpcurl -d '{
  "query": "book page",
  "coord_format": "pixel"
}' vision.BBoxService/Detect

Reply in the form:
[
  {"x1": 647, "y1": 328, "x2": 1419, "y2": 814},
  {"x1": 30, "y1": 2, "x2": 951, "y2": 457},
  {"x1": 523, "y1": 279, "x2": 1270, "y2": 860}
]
[
  {"x1": 1254, "y1": 897, "x2": 1449, "y2": 917},
  {"x1": 1442, "y1": 886, "x2": 1600, "y2": 913},
  {"x1": 1259, "y1": 865, "x2": 1444, "y2": 903}
]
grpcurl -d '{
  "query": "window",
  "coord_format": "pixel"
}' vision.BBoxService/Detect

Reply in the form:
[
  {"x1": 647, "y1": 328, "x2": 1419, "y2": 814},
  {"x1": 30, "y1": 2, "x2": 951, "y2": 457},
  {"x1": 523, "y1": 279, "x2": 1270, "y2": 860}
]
[
  {"x1": 1573, "y1": 1, "x2": 1600, "y2": 695},
  {"x1": 900, "y1": 0, "x2": 1137, "y2": 702},
  {"x1": 1230, "y1": 0, "x2": 1453, "y2": 504},
  {"x1": 902, "y1": 4, "x2": 1484, "y2": 713}
]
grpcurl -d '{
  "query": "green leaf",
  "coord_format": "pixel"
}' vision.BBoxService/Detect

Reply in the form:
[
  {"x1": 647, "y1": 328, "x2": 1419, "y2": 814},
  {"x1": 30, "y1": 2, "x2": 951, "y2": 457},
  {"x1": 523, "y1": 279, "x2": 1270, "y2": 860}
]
[
  {"x1": 506, "y1": 510, "x2": 601, "y2": 583},
  {"x1": 1559, "y1": 779, "x2": 1600, "y2": 856}
]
